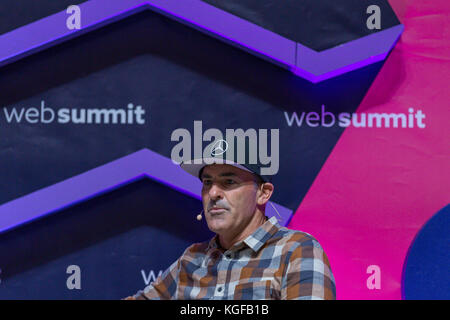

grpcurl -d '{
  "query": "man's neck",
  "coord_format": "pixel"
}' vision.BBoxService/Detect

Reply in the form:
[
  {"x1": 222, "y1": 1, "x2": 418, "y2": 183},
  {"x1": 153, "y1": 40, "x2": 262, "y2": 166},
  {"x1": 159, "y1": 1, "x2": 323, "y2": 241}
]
[{"x1": 218, "y1": 211, "x2": 267, "y2": 250}]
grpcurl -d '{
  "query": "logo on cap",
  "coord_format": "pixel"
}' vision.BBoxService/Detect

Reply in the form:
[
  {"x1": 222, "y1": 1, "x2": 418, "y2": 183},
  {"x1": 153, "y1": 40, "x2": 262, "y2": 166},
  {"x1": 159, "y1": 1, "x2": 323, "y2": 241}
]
[{"x1": 210, "y1": 139, "x2": 228, "y2": 156}]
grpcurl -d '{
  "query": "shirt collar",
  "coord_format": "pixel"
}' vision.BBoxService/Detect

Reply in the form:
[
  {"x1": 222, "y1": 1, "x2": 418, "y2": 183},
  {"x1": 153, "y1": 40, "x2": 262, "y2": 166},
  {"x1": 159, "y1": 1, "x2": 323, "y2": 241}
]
[{"x1": 207, "y1": 216, "x2": 280, "y2": 253}]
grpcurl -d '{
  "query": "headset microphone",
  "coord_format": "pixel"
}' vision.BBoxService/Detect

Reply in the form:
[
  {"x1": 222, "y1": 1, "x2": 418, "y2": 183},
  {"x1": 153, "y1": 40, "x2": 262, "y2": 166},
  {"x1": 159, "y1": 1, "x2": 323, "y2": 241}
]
[{"x1": 196, "y1": 210, "x2": 203, "y2": 221}]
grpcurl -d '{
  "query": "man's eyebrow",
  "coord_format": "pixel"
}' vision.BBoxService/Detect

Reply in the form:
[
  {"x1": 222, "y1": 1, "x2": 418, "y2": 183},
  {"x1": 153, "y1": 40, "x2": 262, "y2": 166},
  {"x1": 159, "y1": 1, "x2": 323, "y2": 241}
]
[
  {"x1": 201, "y1": 172, "x2": 238, "y2": 179},
  {"x1": 219, "y1": 172, "x2": 237, "y2": 177},
  {"x1": 201, "y1": 173, "x2": 212, "y2": 179}
]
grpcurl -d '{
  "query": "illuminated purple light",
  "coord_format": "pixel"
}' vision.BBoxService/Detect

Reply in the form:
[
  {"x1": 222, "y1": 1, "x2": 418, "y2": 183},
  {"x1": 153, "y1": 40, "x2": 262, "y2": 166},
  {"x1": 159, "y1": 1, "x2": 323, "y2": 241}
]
[
  {"x1": 291, "y1": 52, "x2": 388, "y2": 83},
  {"x1": 0, "y1": 0, "x2": 403, "y2": 82}
]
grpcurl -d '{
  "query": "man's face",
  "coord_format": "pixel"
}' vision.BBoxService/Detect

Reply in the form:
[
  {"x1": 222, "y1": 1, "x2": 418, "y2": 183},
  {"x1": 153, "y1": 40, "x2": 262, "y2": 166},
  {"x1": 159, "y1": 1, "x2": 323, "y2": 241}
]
[{"x1": 200, "y1": 164, "x2": 260, "y2": 236}]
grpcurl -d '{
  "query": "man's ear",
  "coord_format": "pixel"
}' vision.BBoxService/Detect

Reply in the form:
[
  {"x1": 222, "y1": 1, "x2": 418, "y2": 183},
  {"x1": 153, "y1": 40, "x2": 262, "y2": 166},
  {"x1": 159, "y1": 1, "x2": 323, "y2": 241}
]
[{"x1": 257, "y1": 182, "x2": 274, "y2": 206}]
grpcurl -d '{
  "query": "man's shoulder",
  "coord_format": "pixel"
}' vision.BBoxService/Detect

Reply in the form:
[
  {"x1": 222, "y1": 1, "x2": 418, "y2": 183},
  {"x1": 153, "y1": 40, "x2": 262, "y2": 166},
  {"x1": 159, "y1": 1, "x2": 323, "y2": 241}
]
[{"x1": 271, "y1": 225, "x2": 323, "y2": 250}]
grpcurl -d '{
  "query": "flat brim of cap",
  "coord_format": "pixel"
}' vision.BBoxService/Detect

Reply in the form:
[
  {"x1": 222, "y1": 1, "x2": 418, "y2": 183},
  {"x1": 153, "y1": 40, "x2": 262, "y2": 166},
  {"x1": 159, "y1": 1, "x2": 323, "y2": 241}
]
[{"x1": 180, "y1": 158, "x2": 253, "y2": 180}]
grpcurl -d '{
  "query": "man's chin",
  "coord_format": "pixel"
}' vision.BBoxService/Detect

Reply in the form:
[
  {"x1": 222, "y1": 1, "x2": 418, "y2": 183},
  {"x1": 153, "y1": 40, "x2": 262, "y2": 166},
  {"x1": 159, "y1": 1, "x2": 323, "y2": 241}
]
[{"x1": 206, "y1": 219, "x2": 229, "y2": 234}]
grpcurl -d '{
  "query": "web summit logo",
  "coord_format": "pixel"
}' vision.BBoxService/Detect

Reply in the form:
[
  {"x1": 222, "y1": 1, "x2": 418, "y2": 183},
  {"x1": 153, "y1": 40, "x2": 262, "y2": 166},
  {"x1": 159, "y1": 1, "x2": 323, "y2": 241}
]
[
  {"x1": 171, "y1": 121, "x2": 279, "y2": 176},
  {"x1": 1, "y1": 101, "x2": 146, "y2": 125}
]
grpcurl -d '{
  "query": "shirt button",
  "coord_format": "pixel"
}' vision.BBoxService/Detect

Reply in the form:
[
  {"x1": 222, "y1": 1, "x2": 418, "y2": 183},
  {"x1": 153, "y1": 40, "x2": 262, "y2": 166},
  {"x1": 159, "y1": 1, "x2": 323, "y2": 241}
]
[
  {"x1": 225, "y1": 253, "x2": 232, "y2": 259},
  {"x1": 217, "y1": 286, "x2": 223, "y2": 293}
]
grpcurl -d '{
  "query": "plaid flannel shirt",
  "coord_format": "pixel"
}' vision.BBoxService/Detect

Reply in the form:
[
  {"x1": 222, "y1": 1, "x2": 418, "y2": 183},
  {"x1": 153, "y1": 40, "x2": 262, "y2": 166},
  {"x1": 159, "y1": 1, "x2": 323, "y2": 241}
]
[{"x1": 133, "y1": 216, "x2": 336, "y2": 300}]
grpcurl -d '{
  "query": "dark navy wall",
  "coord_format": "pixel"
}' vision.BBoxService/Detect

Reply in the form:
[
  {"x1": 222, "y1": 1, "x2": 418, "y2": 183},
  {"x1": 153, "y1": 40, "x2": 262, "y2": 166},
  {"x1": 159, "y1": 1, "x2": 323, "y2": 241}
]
[
  {"x1": 202, "y1": 0, "x2": 399, "y2": 50},
  {"x1": 0, "y1": 0, "x2": 87, "y2": 36}
]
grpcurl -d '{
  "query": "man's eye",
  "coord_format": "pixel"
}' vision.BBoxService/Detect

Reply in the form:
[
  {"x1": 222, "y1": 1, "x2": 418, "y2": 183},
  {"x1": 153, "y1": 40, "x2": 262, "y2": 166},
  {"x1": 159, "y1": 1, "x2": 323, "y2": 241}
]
[
  {"x1": 203, "y1": 180, "x2": 212, "y2": 186},
  {"x1": 225, "y1": 179, "x2": 235, "y2": 185}
]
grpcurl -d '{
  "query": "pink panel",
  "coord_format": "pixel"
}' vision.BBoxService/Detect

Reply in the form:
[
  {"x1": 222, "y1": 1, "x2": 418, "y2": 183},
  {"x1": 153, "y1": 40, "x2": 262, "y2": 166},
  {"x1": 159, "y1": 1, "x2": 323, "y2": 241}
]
[{"x1": 288, "y1": 0, "x2": 450, "y2": 299}]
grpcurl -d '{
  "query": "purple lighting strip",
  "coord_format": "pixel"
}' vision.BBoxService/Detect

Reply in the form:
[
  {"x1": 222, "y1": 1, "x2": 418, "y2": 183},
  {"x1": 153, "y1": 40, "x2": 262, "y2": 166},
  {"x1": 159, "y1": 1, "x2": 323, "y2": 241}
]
[
  {"x1": 294, "y1": 24, "x2": 404, "y2": 83},
  {"x1": 0, "y1": 0, "x2": 403, "y2": 83},
  {"x1": 0, "y1": 149, "x2": 293, "y2": 234}
]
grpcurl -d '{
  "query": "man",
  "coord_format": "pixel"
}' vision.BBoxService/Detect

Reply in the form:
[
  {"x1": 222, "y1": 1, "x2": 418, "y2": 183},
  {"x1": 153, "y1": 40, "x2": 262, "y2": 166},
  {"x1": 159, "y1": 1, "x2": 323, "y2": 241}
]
[{"x1": 127, "y1": 142, "x2": 336, "y2": 300}]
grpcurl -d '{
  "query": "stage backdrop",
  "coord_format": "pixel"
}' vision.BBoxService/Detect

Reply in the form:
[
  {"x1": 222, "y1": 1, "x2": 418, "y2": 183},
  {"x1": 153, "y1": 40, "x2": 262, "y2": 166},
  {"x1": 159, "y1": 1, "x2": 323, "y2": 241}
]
[{"x1": 0, "y1": 0, "x2": 448, "y2": 299}]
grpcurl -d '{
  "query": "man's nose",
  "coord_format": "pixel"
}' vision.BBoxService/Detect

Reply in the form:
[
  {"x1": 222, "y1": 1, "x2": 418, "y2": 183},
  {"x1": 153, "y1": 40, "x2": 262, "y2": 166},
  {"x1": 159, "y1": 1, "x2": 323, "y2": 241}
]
[{"x1": 208, "y1": 183, "x2": 224, "y2": 200}]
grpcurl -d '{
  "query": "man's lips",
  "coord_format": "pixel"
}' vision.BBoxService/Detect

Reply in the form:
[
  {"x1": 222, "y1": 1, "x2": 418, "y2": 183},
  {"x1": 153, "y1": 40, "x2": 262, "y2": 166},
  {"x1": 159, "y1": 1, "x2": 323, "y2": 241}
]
[{"x1": 209, "y1": 207, "x2": 227, "y2": 214}]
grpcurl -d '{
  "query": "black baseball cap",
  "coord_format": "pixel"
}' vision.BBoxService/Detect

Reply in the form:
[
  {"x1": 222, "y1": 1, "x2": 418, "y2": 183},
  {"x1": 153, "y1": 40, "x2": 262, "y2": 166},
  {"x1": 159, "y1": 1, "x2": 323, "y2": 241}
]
[{"x1": 180, "y1": 137, "x2": 273, "y2": 183}]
